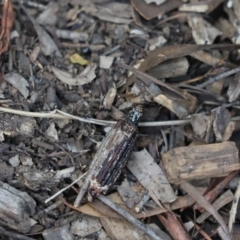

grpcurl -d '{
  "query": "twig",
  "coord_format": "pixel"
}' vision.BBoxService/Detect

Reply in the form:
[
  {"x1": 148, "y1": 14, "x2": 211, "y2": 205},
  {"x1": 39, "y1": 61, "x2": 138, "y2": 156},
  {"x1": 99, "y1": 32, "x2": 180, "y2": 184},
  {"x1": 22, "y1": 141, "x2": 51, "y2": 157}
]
[
  {"x1": 0, "y1": 106, "x2": 191, "y2": 127},
  {"x1": 228, "y1": 178, "x2": 240, "y2": 233},
  {"x1": 97, "y1": 194, "x2": 172, "y2": 240},
  {"x1": 180, "y1": 181, "x2": 230, "y2": 239},
  {"x1": 44, "y1": 172, "x2": 87, "y2": 204},
  {"x1": 34, "y1": 200, "x2": 62, "y2": 220},
  {"x1": 197, "y1": 66, "x2": 240, "y2": 88}
]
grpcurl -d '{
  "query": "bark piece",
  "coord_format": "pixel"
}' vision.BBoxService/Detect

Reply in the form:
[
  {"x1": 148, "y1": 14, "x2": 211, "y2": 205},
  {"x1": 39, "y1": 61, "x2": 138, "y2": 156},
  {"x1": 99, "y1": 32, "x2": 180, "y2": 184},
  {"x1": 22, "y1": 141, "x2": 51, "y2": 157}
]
[
  {"x1": 42, "y1": 224, "x2": 74, "y2": 240},
  {"x1": 158, "y1": 211, "x2": 191, "y2": 240},
  {"x1": 162, "y1": 142, "x2": 240, "y2": 183},
  {"x1": 0, "y1": 181, "x2": 36, "y2": 233},
  {"x1": 20, "y1": 169, "x2": 74, "y2": 191},
  {"x1": 127, "y1": 148, "x2": 176, "y2": 203}
]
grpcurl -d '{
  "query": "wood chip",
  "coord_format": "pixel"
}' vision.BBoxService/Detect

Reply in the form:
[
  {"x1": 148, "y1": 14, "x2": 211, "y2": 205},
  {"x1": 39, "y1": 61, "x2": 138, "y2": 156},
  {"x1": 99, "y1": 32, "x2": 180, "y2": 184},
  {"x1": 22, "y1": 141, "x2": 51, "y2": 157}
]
[
  {"x1": 0, "y1": 181, "x2": 36, "y2": 233},
  {"x1": 162, "y1": 142, "x2": 240, "y2": 183}
]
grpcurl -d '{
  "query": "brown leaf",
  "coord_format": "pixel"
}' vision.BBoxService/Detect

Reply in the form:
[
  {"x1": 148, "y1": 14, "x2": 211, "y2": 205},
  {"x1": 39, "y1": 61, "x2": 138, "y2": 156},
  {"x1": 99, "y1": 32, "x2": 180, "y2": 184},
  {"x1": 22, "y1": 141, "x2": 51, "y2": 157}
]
[
  {"x1": 131, "y1": 0, "x2": 182, "y2": 21},
  {"x1": 121, "y1": 43, "x2": 240, "y2": 92},
  {"x1": 147, "y1": 57, "x2": 189, "y2": 79}
]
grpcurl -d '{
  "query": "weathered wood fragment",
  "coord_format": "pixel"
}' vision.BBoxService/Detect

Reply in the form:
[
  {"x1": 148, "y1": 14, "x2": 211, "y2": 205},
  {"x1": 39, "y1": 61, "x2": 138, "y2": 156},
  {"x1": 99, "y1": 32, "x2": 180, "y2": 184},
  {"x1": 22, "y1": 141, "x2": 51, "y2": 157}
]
[
  {"x1": 0, "y1": 181, "x2": 36, "y2": 233},
  {"x1": 162, "y1": 142, "x2": 240, "y2": 183}
]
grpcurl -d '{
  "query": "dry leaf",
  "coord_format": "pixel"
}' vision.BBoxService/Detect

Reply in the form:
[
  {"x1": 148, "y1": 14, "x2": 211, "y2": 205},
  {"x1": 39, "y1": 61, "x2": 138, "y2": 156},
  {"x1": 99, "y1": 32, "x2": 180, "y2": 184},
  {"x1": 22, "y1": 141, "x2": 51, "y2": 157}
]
[
  {"x1": 212, "y1": 106, "x2": 231, "y2": 142},
  {"x1": 147, "y1": 57, "x2": 189, "y2": 78},
  {"x1": 127, "y1": 149, "x2": 176, "y2": 203},
  {"x1": 215, "y1": 18, "x2": 236, "y2": 40},
  {"x1": 100, "y1": 56, "x2": 114, "y2": 69},
  {"x1": 82, "y1": 3, "x2": 132, "y2": 24},
  {"x1": 103, "y1": 86, "x2": 117, "y2": 109},
  {"x1": 4, "y1": 73, "x2": 29, "y2": 99},
  {"x1": 227, "y1": 72, "x2": 240, "y2": 102},
  {"x1": 233, "y1": 0, "x2": 240, "y2": 22},
  {"x1": 0, "y1": 0, "x2": 14, "y2": 55},
  {"x1": 131, "y1": 0, "x2": 182, "y2": 21},
  {"x1": 222, "y1": 121, "x2": 236, "y2": 142},
  {"x1": 45, "y1": 122, "x2": 58, "y2": 141},
  {"x1": 52, "y1": 64, "x2": 96, "y2": 86},
  {"x1": 121, "y1": 43, "x2": 240, "y2": 92},
  {"x1": 20, "y1": 4, "x2": 61, "y2": 57},
  {"x1": 188, "y1": 14, "x2": 222, "y2": 44},
  {"x1": 36, "y1": 2, "x2": 59, "y2": 26},
  {"x1": 147, "y1": 36, "x2": 167, "y2": 51},
  {"x1": 33, "y1": 24, "x2": 61, "y2": 57},
  {"x1": 190, "y1": 50, "x2": 223, "y2": 67},
  {"x1": 70, "y1": 53, "x2": 89, "y2": 65},
  {"x1": 191, "y1": 113, "x2": 212, "y2": 141}
]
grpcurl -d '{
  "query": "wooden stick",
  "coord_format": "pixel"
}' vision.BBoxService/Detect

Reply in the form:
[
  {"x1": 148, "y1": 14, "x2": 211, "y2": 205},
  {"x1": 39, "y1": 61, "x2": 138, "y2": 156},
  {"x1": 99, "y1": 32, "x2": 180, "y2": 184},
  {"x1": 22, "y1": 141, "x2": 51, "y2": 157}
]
[{"x1": 97, "y1": 194, "x2": 172, "y2": 240}]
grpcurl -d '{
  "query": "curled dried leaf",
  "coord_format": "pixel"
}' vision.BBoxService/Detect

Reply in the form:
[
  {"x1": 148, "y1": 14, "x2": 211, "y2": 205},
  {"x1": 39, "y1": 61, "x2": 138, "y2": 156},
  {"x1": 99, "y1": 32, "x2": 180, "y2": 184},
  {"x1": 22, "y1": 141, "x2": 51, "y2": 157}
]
[{"x1": 52, "y1": 64, "x2": 97, "y2": 86}]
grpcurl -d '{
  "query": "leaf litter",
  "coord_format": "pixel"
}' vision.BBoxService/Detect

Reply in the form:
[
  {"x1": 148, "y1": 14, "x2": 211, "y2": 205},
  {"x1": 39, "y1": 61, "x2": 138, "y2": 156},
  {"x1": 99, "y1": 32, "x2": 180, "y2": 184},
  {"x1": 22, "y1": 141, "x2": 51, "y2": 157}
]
[{"x1": 1, "y1": 0, "x2": 240, "y2": 240}]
